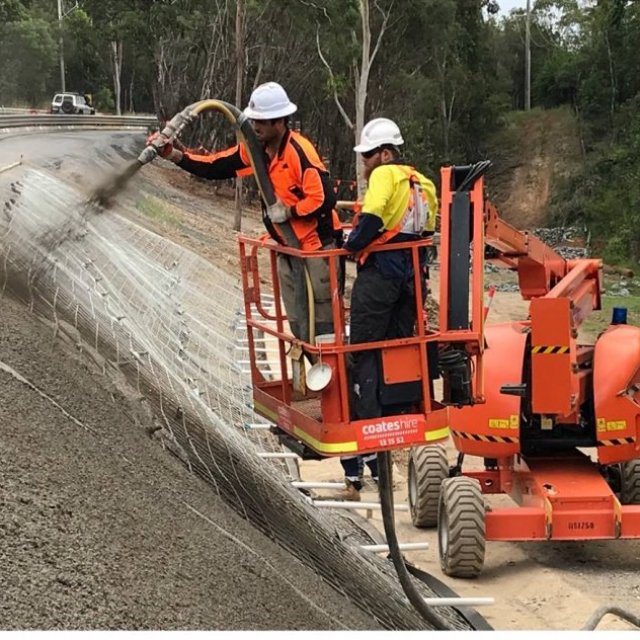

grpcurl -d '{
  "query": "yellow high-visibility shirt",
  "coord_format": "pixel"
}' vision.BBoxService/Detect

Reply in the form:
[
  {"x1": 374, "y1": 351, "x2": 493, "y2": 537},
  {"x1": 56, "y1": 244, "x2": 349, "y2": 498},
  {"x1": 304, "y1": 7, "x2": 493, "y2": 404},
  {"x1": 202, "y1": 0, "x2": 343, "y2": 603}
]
[{"x1": 361, "y1": 163, "x2": 437, "y2": 232}]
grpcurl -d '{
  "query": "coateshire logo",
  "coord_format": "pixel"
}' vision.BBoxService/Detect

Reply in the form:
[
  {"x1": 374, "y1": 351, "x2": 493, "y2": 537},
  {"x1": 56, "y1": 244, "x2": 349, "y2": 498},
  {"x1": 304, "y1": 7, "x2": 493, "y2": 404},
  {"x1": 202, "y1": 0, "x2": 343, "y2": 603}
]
[{"x1": 361, "y1": 418, "x2": 418, "y2": 436}]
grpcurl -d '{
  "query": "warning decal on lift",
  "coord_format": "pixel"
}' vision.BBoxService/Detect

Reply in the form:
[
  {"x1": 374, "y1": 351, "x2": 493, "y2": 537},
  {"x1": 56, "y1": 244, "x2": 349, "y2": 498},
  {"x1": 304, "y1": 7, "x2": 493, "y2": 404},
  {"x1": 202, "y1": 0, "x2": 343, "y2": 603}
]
[
  {"x1": 452, "y1": 429, "x2": 518, "y2": 444},
  {"x1": 597, "y1": 418, "x2": 627, "y2": 432},
  {"x1": 488, "y1": 414, "x2": 519, "y2": 430},
  {"x1": 531, "y1": 345, "x2": 569, "y2": 354}
]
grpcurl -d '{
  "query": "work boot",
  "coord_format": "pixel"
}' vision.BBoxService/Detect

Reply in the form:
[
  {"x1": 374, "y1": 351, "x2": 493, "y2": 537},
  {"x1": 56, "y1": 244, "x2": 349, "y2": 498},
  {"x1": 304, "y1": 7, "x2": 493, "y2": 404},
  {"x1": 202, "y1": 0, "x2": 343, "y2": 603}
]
[{"x1": 333, "y1": 479, "x2": 361, "y2": 502}]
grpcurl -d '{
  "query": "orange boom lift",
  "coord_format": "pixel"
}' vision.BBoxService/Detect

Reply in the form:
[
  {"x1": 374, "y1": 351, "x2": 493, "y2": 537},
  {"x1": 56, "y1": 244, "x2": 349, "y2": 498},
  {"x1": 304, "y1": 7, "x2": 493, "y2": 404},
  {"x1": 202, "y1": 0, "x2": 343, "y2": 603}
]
[
  {"x1": 408, "y1": 163, "x2": 640, "y2": 578},
  {"x1": 108, "y1": 102, "x2": 494, "y2": 627},
  {"x1": 239, "y1": 161, "x2": 491, "y2": 626}
]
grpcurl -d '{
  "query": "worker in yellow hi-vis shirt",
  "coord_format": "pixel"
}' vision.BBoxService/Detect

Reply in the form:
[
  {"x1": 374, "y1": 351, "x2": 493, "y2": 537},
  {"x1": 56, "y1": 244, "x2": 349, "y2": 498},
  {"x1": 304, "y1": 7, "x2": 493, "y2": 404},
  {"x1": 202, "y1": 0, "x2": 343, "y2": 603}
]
[{"x1": 334, "y1": 117, "x2": 437, "y2": 502}]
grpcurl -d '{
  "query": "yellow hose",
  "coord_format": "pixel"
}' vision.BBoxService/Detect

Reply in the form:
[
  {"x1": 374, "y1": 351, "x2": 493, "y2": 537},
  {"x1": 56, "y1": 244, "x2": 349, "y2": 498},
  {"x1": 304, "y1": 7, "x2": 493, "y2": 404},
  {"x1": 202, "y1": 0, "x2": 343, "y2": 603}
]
[
  {"x1": 163, "y1": 99, "x2": 276, "y2": 207},
  {"x1": 168, "y1": 99, "x2": 316, "y2": 345},
  {"x1": 306, "y1": 270, "x2": 315, "y2": 345}
]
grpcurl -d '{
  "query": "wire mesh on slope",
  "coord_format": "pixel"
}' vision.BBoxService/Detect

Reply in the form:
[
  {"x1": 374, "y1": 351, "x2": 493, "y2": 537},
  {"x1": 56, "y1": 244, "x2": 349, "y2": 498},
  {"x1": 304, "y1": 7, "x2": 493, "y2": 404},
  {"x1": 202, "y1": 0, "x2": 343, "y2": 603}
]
[{"x1": 0, "y1": 167, "x2": 474, "y2": 631}]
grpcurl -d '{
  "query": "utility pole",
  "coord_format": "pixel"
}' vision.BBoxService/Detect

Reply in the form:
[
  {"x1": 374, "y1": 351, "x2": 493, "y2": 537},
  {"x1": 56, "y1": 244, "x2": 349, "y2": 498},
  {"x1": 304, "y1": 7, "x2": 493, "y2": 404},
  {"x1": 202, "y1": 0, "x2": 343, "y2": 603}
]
[
  {"x1": 57, "y1": 0, "x2": 66, "y2": 92},
  {"x1": 525, "y1": 0, "x2": 531, "y2": 110}
]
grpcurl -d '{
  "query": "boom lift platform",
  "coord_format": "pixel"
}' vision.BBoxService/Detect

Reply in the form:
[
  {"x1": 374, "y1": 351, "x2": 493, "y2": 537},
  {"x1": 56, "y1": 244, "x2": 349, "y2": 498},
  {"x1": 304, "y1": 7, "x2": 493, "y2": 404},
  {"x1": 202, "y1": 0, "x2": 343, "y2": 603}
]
[
  {"x1": 409, "y1": 163, "x2": 640, "y2": 578},
  {"x1": 238, "y1": 165, "x2": 489, "y2": 458},
  {"x1": 102, "y1": 100, "x2": 495, "y2": 628}
]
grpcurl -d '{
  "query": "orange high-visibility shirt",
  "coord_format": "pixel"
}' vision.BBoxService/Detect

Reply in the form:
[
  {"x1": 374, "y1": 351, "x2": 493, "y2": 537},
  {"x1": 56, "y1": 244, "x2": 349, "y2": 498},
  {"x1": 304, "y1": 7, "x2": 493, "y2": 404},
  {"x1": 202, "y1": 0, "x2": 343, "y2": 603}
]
[{"x1": 179, "y1": 130, "x2": 336, "y2": 250}]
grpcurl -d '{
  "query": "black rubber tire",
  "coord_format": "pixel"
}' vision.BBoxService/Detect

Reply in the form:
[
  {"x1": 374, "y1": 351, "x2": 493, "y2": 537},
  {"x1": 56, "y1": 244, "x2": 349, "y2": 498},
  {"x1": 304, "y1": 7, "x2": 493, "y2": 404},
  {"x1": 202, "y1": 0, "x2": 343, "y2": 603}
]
[
  {"x1": 61, "y1": 100, "x2": 74, "y2": 114},
  {"x1": 438, "y1": 476, "x2": 486, "y2": 578},
  {"x1": 408, "y1": 444, "x2": 448, "y2": 528},
  {"x1": 621, "y1": 459, "x2": 640, "y2": 504}
]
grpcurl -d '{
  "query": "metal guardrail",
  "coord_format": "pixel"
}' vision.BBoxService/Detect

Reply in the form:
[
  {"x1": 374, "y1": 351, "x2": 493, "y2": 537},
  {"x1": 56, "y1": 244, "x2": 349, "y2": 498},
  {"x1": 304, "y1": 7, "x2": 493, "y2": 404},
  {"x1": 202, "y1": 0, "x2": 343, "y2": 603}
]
[
  {"x1": 0, "y1": 108, "x2": 39, "y2": 114},
  {"x1": 0, "y1": 114, "x2": 157, "y2": 130}
]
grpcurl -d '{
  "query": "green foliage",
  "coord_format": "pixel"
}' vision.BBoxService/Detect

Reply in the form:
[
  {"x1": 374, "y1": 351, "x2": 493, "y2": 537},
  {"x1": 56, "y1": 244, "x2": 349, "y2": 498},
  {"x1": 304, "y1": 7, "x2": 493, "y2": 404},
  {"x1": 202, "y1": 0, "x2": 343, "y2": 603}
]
[
  {"x1": 94, "y1": 86, "x2": 115, "y2": 112},
  {"x1": 136, "y1": 195, "x2": 179, "y2": 225},
  {"x1": 0, "y1": 0, "x2": 27, "y2": 22},
  {"x1": 0, "y1": 16, "x2": 57, "y2": 105}
]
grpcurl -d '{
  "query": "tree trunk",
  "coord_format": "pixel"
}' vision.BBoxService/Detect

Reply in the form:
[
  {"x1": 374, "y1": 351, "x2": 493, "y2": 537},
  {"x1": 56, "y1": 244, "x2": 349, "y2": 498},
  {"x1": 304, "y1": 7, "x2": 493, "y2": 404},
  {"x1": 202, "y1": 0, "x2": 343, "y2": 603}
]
[
  {"x1": 437, "y1": 56, "x2": 450, "y2": 159},
  {"x1": 233, "y1": 0, "x2": 245, "y2": 232},
  {"x1": 153, "y1": 42, "x2": 165, "y2": 119},
  {"x1": 605, "y1": 32, "x2": 616, "y2": 120},
  {"x1": 355, "y1": 0, "x2": 371, "y2": 197},
  {"x1": 630, "y1": 238, "x2": 640, "y2": 266},
  {"x1": 524, "y1": 0, "x2": 531, "y2": 110},
  {"x1": 315, "y1": 0, "x2": 391, "y2": 198},
  {"x1": 111, "y1": 40, "x2": 123, "y2": 116},
  {"x1": 129, "y1": 70, "x2": 135, "y2": 113}
]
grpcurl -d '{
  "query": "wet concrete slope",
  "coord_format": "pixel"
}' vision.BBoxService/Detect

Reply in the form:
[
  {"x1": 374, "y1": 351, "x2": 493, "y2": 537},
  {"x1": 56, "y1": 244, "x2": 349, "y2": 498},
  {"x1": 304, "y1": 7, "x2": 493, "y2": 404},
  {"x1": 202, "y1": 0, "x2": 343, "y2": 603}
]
[
  {"x1": 0, "y1": 291, "x2": 376, "y2": 629},
  {"x1": 0, "y1": 129, "x2": 379, "y2": 629}
]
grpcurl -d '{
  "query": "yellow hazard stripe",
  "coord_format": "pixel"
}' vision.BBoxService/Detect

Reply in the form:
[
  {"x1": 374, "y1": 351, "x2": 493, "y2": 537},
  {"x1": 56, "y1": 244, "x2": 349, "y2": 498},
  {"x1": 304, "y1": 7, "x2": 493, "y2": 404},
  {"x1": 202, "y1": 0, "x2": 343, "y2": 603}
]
[
  {"x1": 425, "y1": 426, "x2": 450, "y2": 442},
  {"x1": 598, "y1": 437, "x2": 635, "y2": 446},
  {"x1": 531, "y1": 345, "x2": 569, "y2": 354},
  {"x1": 451, "y1": 429, "x2": 519, "y2": 444},
  {"x1": 293, "y1": 426, "x2": 358, "y2": 454},
  {"x1": 254, "y1": 401, "x2": 278, "y2": 422},
  {"x1": 255, "y1": 401, "x2": 358, "y2": 453}
]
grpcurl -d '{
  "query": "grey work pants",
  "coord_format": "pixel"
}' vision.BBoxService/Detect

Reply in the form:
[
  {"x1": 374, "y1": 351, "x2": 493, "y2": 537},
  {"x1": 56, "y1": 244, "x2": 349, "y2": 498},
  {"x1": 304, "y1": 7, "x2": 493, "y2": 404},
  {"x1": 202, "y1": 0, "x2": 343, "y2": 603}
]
[{"x1": 276, "y1": 242, "x2": 337, "y2": 341}]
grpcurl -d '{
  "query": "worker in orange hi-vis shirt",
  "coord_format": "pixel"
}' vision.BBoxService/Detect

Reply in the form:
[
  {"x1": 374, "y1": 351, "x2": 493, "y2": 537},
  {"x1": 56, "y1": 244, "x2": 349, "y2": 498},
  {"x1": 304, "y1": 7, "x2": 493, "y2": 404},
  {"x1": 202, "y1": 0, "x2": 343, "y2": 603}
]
[{"x1": 148, "y1": 82, "x2": 342, "y2": 342}]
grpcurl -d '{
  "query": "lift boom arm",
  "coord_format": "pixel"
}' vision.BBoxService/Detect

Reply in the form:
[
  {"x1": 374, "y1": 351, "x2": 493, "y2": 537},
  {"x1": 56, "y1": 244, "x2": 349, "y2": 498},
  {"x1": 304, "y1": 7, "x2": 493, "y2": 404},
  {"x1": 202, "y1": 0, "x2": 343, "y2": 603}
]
[{"x1": 483, "y1": 198, "x2": 603, "y2": 420}]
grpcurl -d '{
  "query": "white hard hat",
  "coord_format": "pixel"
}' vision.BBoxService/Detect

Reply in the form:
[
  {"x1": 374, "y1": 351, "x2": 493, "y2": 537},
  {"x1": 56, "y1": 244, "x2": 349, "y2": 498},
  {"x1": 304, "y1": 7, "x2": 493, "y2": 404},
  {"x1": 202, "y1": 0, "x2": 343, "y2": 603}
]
[
  {"x1": 244, "y1": 82, "x2": 297, "y2": 120},
  {"x1": 354, "y1": 117, "x2": 404, "y2": 153}
]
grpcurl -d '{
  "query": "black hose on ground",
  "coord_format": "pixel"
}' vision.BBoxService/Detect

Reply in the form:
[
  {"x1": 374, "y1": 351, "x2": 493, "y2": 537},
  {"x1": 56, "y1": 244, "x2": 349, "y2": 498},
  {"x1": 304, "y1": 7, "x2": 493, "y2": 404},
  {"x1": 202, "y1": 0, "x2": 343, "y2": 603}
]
[
  {"x1": 404, "y1": 560, "x2": 493, "y2": 630},
  {"x1": 377, "y1": 450, "x2": 451, "y2": 630},
  {"x1": 582, "y1": 605, "x2": 640, "y2": 630}
]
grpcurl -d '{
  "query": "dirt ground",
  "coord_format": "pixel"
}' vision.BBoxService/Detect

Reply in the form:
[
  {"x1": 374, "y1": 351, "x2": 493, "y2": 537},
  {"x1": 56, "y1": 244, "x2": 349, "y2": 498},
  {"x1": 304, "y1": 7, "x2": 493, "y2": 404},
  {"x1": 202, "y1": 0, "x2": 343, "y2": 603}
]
[
  {"x1": 0, "y1": 132, "x2": 380, "y2": 630},
  {"x1": 0, "y1": 291, "x2": 385, "y2": 630}
]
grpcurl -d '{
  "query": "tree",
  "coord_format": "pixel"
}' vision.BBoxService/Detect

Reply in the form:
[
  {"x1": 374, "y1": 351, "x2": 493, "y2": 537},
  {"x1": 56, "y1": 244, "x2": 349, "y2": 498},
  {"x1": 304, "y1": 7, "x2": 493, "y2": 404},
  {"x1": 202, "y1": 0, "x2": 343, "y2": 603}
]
[
  {"x1": 0, "y1": 17, "x2": 57, "y2": 105},
  {"x1": 313, "y1": 0, "x2": 393, "y2": 194},
  {"x1": 234, "y1": 0, "x2": 245, "y2": 231}
]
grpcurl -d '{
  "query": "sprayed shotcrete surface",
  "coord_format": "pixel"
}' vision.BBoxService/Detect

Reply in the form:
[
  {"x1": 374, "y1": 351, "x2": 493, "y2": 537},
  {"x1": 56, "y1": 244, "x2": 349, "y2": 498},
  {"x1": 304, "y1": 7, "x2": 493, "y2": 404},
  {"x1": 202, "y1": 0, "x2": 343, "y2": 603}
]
[
  {"x1": 0, "y1": 131, "x2": 380, "y2": 630},
  {"x1": 0, "y1": 294, "x2": 375, "y2": 630}
]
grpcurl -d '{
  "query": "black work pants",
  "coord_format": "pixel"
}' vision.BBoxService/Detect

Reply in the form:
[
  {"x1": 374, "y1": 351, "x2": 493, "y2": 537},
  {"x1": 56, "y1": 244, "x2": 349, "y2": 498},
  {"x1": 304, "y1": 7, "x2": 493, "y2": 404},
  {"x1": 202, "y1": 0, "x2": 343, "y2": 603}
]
[{"x1": 349, "y1": 265, "x2": 424, "y2": 420}]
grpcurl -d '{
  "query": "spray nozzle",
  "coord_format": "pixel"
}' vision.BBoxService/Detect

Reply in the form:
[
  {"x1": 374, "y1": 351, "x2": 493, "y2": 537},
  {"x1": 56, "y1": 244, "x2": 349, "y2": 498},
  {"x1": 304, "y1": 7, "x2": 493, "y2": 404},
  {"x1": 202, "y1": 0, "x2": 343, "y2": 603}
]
[
  {"x1": 137, "y1": 108, "x2": 195, "y2": 166},
  {"x1": 137, "y1": 145, "x2": 159, "y2": 165}
]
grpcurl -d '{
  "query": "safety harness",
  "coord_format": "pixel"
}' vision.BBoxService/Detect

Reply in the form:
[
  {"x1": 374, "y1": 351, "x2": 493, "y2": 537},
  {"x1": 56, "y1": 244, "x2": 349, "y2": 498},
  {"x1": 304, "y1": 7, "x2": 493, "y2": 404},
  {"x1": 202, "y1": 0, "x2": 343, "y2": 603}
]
[{"x1": 359, "y1": 165, "x2": 429, "y2": 264}]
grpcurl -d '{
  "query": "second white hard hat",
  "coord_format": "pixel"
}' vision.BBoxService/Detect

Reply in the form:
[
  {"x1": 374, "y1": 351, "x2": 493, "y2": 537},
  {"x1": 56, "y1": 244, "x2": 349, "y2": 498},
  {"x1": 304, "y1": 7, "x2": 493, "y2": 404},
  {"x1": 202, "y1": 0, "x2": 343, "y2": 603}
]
[
  {"x1": 244, "y1": 82, "x2": 297, "y2": 120},
  {"x1": 354, "y1": 117, "x2": 404, "y2": 153}
]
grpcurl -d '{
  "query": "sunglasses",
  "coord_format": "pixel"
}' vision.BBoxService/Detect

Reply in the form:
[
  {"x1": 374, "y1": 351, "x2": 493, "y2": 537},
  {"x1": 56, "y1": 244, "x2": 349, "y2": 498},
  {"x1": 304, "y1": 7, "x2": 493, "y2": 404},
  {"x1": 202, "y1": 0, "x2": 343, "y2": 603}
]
[{"x1": 361, "y1": 148, "x2": 381, "y2": 160}]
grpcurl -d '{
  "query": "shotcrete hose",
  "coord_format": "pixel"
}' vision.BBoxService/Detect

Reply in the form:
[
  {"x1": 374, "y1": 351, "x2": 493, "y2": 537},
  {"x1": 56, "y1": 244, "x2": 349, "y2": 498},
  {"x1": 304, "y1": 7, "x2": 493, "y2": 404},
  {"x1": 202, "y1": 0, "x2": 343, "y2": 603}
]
[
  {"x1": 582, "y1": 605, "x2": 640, "y2": 630},
  {"x1": 91, "y1": 98, "x2": 316, "y2": 345},
  {"x1": 377, "y1": 451, "x2": 451, "y2": 629},
  {"x1": 138, "y1": 98, "x2": 277, "y2": 207},
  {"x1": 147, "y1": 99, "x2": 316, "y2": 345}
]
